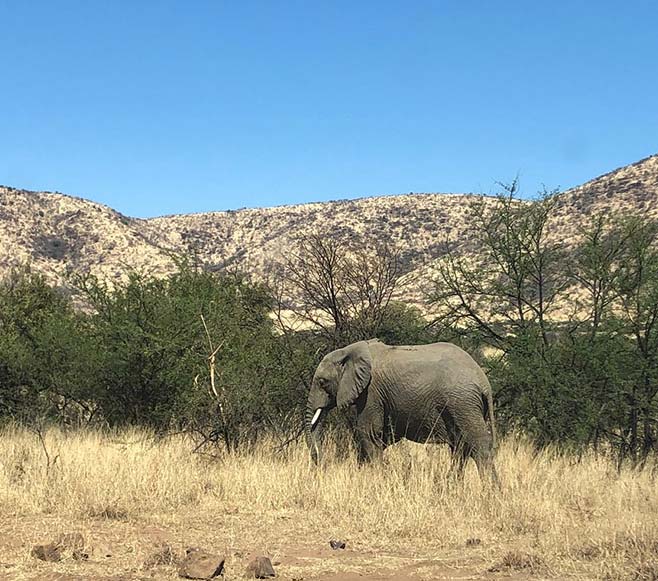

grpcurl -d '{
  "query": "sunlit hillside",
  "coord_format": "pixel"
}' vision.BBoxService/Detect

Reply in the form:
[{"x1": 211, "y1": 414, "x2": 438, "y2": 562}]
[{"x1": 1, "y1": 154, "x2": 657, "y2": 306}]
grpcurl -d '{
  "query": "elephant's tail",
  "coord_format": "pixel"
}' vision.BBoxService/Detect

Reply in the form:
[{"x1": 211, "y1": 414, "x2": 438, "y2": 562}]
[{"x1": 482, "y1": 386, "x2": 497, "y2": 450}]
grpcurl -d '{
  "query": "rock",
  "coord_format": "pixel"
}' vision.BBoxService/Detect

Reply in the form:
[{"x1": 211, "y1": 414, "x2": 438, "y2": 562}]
[
  {"x1": 55, "y1": 532, "x2": 88, "y2": 560},
  {"x1": 245, "y1": 555, "x2": 275, "y2": 578},
  {"x1": 178, "y1": 550, "x2": 225, "y2": 579},
  {"x1": 329, "y1": 540, "x2": 346, "y2": 550},
  {"x1": 72, "y1": 549, "x2": 89, "y2": 561},
  {"x1": 31, "y1": 544, "x2": 62, "y2": 562},
  {"x1": 32, "y1": 532, "x2": 87, "y2": 562}
]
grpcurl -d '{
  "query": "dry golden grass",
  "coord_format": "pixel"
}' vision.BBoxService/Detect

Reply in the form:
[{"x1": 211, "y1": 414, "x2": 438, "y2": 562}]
[{"x1": 1, "y1": 426, "x2": 658, "y2": 579}]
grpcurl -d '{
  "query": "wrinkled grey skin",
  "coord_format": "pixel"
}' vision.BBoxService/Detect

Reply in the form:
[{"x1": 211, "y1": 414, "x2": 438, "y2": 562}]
[{"x1": 305, "y1": 339, "x2": 497, "y2": 480}]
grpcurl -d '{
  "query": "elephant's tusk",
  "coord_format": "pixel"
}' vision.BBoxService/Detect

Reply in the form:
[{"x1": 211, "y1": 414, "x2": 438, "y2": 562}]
[{"x1": 310, "y1": 408, "x2": 322, "y2": 428}]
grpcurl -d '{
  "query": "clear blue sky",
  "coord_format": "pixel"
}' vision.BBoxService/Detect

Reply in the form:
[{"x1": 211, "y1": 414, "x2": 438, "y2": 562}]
[{"x1": 1, "y1": 2, "x2": 657, "y2": 218}]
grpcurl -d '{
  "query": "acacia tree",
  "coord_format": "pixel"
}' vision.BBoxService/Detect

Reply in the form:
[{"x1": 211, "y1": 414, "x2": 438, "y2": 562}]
[
  {"x1": 431, "y1": 185, "x2": 658, "y2": 462},
  {"x1": 281, "y1": 234, "x2": 415, "y2": 348},
  {"x1": 431, "y1": 184, "x2": 567, "y2": 354},
  {"x1": 431, "y1": 186, "x2": 579, "y2": 444},
  {"x1": 613, "y1": 217, "x2": 658, "y2": 465},
  {"x1": 429, "y1": 186, "x2": 594, "y2": 446},
  {"x1": 569, "y1": 215, "x2": 629, "y2": 340}
]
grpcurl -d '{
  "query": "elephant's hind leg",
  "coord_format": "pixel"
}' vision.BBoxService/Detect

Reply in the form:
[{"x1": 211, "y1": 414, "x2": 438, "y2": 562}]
[
  {"x1": 446, "y1": 397, "x2": 498, "y2": 483},
  {"x1": 356, "y1": 433, "x2": 384, "y2": 463}
]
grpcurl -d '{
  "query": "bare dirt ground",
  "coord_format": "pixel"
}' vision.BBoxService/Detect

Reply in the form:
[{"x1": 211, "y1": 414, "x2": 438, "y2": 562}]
[{"x1": 0, "y1": 512, "x2": 557, "y2": 580}]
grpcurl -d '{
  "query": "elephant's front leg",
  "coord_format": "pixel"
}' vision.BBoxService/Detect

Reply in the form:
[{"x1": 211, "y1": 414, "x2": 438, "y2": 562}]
[{"x1": 355, "y1": 405, "x2": 385, "y2": 463}]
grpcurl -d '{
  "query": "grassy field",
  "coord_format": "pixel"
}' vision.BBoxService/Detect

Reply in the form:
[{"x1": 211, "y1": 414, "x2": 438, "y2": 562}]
[{"x1": 0, "y1": 426, "x2": 657, "y2": 580}]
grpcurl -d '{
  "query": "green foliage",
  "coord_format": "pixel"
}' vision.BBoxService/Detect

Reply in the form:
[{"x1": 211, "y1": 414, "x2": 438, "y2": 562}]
[
  {"x1": 431, "y1": 185, "x2": 658, "y2": 464},
  {"x1": 0, "y1": 263, "x2": 314, "y2": 448},
  {"x1": 77, "y1": 263, "x2": 312, "y2": 445},
  {"x1": 369, "y1": 301, "x2": 434, "y2": 345},
  {"x1": 0, "y1": 267, "x2": 99, "y2": 424}
]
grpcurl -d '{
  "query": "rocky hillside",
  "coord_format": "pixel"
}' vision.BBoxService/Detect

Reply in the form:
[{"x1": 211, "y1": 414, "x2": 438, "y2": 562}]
[
  {"x1": 0, "y1": 187, "x2": 176, "y2": 288},
  {"x1": 148, "y1": 193, "x2": 496, "y2": 282},
  {"x1": 1, "y1": 153, "x2": 657, "y2": 301},
  {"x1": 551, "y1": 154, "x2": 658, "y2": 238}
]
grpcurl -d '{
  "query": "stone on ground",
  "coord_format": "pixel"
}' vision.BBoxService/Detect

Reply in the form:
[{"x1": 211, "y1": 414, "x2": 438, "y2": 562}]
[
  {"x1": 245, "y1": 555, "x2": 276, "y2": 578},
  {"x1": 31, "y1": 544, "x2": 62, "y2": 562},
  {"x1": 178, "y1": 549, "x2": 225, "y2": 579},
  {"x1": 32, "y1": 532, "x2": 87, "y2": 562},
  {"x1": 55, "y1": 532, "x2": 87, "y2": 560}
]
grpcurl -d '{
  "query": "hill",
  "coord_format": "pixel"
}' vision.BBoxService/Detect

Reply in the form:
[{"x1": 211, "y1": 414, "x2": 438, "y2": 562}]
[
  {"x1": 0, "y1": 187, "x2": 175, "y2": 287},
  {"x1": 1, "y1": 153, "x2": 657, "y2": 302},
  {"x1": 551, "y1": 154, "x2": 658, "y2": 239}
]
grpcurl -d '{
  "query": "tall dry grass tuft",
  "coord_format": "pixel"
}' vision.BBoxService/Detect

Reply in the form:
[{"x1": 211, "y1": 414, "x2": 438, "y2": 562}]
[{"x1": 1, "y1": 425, "x2": 657, "y2": 579}]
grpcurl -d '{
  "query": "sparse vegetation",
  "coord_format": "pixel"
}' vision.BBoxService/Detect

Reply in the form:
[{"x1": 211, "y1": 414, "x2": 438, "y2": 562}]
[{"x1": 1, "y1": 426, "x2": 657, "y2": 579}]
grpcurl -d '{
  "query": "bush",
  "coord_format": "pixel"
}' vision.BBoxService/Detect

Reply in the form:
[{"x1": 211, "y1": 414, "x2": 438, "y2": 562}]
[
  {"x1": 0, "y1": 267, "x2": 99, "y2": 425},
  {"x1": 77, "y1": 263, "x2": 312, "y2": 446}
]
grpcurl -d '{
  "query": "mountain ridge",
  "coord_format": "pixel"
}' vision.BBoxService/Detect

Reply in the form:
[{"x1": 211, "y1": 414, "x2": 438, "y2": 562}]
[{"x1": 1, "y1": 153, "x2": 657, "y2": 304}]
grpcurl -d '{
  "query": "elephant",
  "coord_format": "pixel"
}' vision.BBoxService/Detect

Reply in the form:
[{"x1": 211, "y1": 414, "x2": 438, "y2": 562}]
[{"x1": 305, "y1": 339, "x2": 498, "y2": 480}]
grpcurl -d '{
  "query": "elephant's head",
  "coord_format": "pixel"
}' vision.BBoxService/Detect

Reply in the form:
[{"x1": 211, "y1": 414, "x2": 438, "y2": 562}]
[{"x1": 305, "y1": 341, "x2": 372, "y2": 463}]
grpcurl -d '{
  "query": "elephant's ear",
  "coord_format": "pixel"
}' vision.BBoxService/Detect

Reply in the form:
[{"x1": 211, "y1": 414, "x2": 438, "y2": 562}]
[{"x1": 337, "y1": 342, "x2": 372, "y2": 408}]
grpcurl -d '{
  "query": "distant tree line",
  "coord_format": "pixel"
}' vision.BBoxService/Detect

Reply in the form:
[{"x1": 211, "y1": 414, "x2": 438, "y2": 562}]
[{"x1": 1, "y1": 185, "x2": 658, "y2": 466}]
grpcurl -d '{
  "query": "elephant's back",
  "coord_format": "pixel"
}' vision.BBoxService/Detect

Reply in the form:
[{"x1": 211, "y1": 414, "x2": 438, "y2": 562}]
[
  {"x1": 426, "y1": 342, "x2": 489, "y2": 386},
  {"x1": 380, "y1": 341, "x2": 480, "y2": 365},
  {"x1": 377, "y1": 341, "x2": 489, "y2": 390}
]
